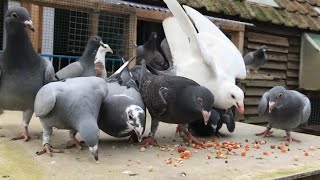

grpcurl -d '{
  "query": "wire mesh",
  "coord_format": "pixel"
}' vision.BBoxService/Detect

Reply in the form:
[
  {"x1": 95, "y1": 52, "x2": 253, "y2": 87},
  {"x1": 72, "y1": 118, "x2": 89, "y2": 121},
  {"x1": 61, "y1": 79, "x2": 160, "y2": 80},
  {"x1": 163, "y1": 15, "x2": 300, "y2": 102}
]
[
  {"x1": 2, "y1": 0, "x2": 135, "y2": 75},
  {"x1": 307, "y1": 96, "x2": 320, "y2": 126},
  {"x1": 0, "y1": 1, "x2": 4, "y2": 50}
]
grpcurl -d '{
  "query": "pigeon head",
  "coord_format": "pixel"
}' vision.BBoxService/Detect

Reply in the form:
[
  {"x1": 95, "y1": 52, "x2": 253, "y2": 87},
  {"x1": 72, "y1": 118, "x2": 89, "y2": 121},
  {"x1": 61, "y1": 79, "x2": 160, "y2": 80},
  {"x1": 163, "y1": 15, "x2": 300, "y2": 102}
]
[
  {"x1": 144, "y1": 32, "x2": 158, "y2": 50},
  {"x1": 94, "y1": 44, "x2": 113, "y2": 66},
  {"x1": 84, "y1": 36, "x2": 107, "y2": 57},
  {"x1": 78, "y1": 123, "x2": 100, "y2": 162},
  {"x1": 219, "y1": 83, "x2": 245, "y2": 114},
  {"x1": 267, "y1": 86, "x2": 287, "y2": 113},
  {"x1": 260, "y1": 45, "x2": 268, "y2": 52},
  {"x1": 183, "y1": 86, "x2": 214, "y2": 125},
  {"x1": 5, "y1": 6, "x2": 34, "y2": 33},
  {"x1": 149, "y1": 32, "x2": 158, "y2": 41},
  {"x1": 125, "y1": 105, "x2": 145, "y2": 142}
]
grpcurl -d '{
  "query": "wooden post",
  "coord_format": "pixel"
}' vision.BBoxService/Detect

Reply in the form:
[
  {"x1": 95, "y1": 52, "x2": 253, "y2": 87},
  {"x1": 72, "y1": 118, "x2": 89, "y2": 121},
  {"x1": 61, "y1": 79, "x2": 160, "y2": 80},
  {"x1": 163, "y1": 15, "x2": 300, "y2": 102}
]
[{"x1": 89, "y1": 12, "x2": 99, "y2": 36}]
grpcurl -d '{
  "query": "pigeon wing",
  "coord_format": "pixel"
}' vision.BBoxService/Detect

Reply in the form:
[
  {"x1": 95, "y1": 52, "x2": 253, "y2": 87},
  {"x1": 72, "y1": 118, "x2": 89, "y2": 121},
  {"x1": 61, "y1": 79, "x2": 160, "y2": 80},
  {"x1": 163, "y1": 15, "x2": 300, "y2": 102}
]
[
  {"x1": 160, "y1": 38, "x2": 173, "y2": 67},
  {"x1": 34, "y1": 83, "x2": 58, "y2": 117},
  {"x1": 42, "y1": 58, "x2": 55, "y2": 84},
  {"x1": 54, "y1": 62, "x2": 84, "y2": 80},
  {"x1": 258, "y1": 91, "x2": 270, "y2": 116},
  {"x1": 243, "y1": 52, "x2": 255, "y2": 65}
]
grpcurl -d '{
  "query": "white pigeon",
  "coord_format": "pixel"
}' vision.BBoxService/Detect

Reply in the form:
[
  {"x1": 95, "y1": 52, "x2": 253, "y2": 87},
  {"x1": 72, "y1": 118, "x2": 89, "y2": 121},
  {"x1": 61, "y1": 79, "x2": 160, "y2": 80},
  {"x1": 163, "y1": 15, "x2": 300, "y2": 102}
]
[
  {"x1": 162, "y1": 0, "x2": 246, "y2": 113},
  {"x1": 94, "y1": 44, "x2": 112, "y2": 78}
]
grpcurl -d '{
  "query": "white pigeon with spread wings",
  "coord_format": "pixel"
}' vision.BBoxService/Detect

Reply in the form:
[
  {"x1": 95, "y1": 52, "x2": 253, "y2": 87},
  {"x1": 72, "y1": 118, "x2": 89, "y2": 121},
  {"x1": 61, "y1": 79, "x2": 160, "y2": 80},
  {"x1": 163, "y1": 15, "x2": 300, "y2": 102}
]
[{"x1": 162, "y1": 0, "x2": 246, "y2": 113}]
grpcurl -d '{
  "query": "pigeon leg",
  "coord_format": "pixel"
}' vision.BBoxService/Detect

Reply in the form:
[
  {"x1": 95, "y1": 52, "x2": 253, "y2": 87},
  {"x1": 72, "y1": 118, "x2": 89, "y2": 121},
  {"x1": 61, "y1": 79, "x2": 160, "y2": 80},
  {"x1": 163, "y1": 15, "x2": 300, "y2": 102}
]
[
  {"x1": 65, "y1": 130, "x2": 83, "y2": 150},
  {"x1": 282, "y1": 131, "x2": 301, "y2": 143},
  {"x1": 11, "y1": 108, "x2": 33, "y2": 141},
  {"x1": 214, "y1": 130, "x2": 225, "y2": 138},
  {"x1": 36, "y1": 127, "x2": 63, "y2": 156},
  {"x1": 177, "y1": 124, "x2": 205, "y2": 146},
  {"x1": 142, "y1": 119, "x2": 159, "y2": 147},
  {"x1": 128, "y1": 131, "x2": 138, "y2": 143},
  {"x1": 255, "y1": 125, "x2": 273, "y2": 137}
]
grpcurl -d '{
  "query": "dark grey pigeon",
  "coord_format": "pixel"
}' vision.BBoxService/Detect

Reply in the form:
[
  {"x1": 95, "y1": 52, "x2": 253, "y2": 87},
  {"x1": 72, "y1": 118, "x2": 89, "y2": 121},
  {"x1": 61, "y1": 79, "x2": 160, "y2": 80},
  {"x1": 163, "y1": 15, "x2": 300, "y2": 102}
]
[
  {"x1": 0, "y1": 6, "x2": 54, "y2": 141},
  {"x1": 34, "y1": 77, "x2": 108, "y2": 162},
  {"x1": 54, "y1": 36, "x2": 112, "y2": 80},
  {"x1": 244, "y1": 45, "x2": 268, "y2": 74},
  {"x1": 136, "y1": 32, "x2": 169, "y2": 71},
  {"x1": 188, "y1": 108, "x2": 235, "y2": 137},
  {"x1": 129, "y1": 60, "x2": 214, "y2": 147},
  {"x1": 160, "y1": 38, "x2": 173, "y2": 68},
  {"x1": 98, "y1": 60, "x2": 146, "y2": 142},
  {"x1": 256, "y1": 86, "x2": 311, "y2": 142}
]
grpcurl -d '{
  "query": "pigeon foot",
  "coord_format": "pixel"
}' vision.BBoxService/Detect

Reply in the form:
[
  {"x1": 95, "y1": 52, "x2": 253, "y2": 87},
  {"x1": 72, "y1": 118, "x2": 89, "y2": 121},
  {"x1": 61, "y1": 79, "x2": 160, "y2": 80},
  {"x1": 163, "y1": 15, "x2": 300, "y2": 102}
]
[
  {"x1": 255, "y1": 129, "x2": 273, "y2": 137},
  {"x1": 141, "y1": 136, "x2": 159, "y2": 147},
  {"x1": 11, "y1": 127, "x2": 31, "y2": 141},
  {"x1": 215, "y1": 131, "x2": 225, "y2": 138},
  {"x1": 36, "y1": 144, "x2": 63, "y2": 156},
  {"x1": 176, "y1": 125, "x2": 205, "y2": 146},
  {"x1": 65, "y1": 139, "x2": 85, "y2": 150},
  {"x1": 282, "y1": 132, "x2": 301, "y2": 143},
  {"x1": 128, "y1": 132, "x2": 138, "y2": 143}
]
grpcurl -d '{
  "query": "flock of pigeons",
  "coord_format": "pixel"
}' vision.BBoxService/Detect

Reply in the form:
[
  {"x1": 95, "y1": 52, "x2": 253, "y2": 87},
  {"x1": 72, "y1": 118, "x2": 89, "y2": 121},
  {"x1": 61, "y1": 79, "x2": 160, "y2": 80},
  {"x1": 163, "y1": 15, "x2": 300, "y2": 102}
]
[{"x1": 0, "y1": 0, "x2": 312, "y2": 163}]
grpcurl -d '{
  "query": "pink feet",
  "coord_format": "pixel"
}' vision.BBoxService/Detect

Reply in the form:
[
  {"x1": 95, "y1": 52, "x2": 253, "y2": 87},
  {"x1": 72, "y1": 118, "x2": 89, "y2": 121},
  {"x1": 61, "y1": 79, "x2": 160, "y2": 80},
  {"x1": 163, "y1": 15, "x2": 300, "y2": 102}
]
[
  {"x1": 176, "y1": 125, "x2": 205, "y2": 147},
  {"x1": 65, "y1": 139, "x2": 84, "y2": 150},
  {"x1": 11, "y1": 127, "x2": 31, "y2": 141},
  {"x1": 255, "y1": 128, "x2": 273, "y2": 137},
  {"x1": 142, "y1": 136, "x2": 159, "y2": 147},
  {"x1": 36, "y1": 144, "x2": 63, "y2": 156}
]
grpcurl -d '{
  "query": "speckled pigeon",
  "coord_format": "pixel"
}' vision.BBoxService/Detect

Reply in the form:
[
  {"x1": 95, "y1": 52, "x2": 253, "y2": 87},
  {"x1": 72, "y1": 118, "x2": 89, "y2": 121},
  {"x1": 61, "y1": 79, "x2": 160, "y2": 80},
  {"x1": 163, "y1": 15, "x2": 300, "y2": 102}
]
[
  {"x1": 34, "y1": 77, "x2": 108, "y2": 162},
  {"x1": 256, "y1": 86, "x2": 311, "y2": 142},
  {"x1": 98, "y1": 60, "x2": 146, "y2": 142},
  {"x1": 129, "y1": 60, "x2": 214, "y2": 146},
  {"x1": 0, "y1": 6, "x2": 54, "y2": 141}
]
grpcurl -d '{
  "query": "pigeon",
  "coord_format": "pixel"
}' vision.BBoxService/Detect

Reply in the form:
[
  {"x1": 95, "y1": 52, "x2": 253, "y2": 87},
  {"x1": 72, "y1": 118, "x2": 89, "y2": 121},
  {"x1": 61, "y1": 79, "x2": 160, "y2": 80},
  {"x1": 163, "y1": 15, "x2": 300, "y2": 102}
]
[
  {"x1": 136, "y1": 32, "x2": 170, "y2": 71},
  {"x1": 162, "y1": 0, "x2": 246, "y2": 113},
  {"x1": 54, "y1": 36, "x2": 112, "y2": 81},
  {"x1": 129, "y1": 60, "x2": 214, "y2": 146},
  {"x1": 0, "y1": 6, "x2": 54, "y2": 141},
  {"x1": 256, "y1": 86, "x2": 311, "y2": 142},
  {"x1": 244, "y1": 45, "x2": 268, "y2": 74},
  {"x1": 160, "y1": 38, "x2": 173, "y2": 68},
  {"x1": 98, "y1": 60, "x2": 146, "y2": 142},
  {"x1": 188, "y1": 108, "x2": 235, "y2": 137},
  {"x1": 34, "y1": 77, "x2": 108, "y2": 162},
  {"x1": 94, "y1": 45, "x2": 112, "y2": 78}
]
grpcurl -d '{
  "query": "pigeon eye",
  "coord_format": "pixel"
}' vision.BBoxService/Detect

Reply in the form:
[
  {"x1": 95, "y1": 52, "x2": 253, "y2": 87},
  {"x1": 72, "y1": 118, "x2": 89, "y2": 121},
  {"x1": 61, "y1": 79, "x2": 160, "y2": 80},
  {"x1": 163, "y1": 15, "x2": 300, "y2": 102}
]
[
  {"x1": 278, "y1": 93, "x2": 283, "y2": 98},
  {"x1": 231, "y1": 94, "x2": 235, "y2": 99},
  {"x1": 94, "y1": 38, "x2": 98, "y2": 41},
  {"x1": 11, "y1": 12, "x2": 18, "y2": 19},
  {"x1": 197, "y1": 97, "x2": 203, "y2": 105}
]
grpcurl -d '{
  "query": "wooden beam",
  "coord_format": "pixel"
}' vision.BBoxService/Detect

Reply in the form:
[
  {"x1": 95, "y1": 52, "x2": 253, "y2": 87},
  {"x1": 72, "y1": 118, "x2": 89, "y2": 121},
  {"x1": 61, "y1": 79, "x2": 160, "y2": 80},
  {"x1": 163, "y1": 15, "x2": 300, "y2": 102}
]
[
  {"x1": 242, "y1": 79, "x2": 286, "y2": 87},
  {"x1": 288, "y1": 53, "x2": 300, "y2": 61},
  {"x1": 232, "y1": 31, "x2": 244, "y2": 54},
  {"x1": 136, "y1": 8, "x2": 170, "y2": 22},
  {"x1": 247, "y1": 43, "x2": 288, "y2": 53},
  {"x1": 267, "y1": 52, "x2": 288, "y2": 62},
  {"x1": 247, "y1": 32, "x2": 289, "y2": 47}
]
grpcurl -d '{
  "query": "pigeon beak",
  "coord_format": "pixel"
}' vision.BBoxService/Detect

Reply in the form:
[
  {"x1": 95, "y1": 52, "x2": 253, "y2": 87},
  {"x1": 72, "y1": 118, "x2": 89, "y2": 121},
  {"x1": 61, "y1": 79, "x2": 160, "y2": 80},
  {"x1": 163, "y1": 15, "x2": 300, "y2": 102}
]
[
  {"x1": 134, "y1": 127, "x2": 144, "y2": 142},
  {"x1": 202, "y1": 110, "x2": 211, "y2": 125},
  {"x1": 89, "y1": 145, "x2": 99, "y2": 163},
  {"x1": 236, "y1": 102, "x2": 244, "y2": 114},
  {"x1": 24, "y1": 20, "x2": 34, "y2": 32},
  {"x1": 268, "y1": 101, "x2": 276, "y2": 113}
]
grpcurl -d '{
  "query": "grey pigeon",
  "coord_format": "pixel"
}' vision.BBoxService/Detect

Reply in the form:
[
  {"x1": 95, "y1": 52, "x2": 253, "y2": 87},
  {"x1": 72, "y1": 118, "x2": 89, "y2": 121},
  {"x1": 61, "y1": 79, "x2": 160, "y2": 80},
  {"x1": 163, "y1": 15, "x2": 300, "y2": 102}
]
[
  {"x1": 129, "y1": 60, "x2": 214, "y2": 146},
  {"x1": 244, "y1": 45, "x2": 268, "y2": 74},
  {"x1": 0, "y1": 6, "x2": 54, "y2": 141},
  {"x1": 256, "y1": 86, "x2": 311, "y2": 142},
  {"x1": 54, "y1": 36, "x2": 112, "y2": 80},
  {"x1": 98, "y1": 60, "x2": 146, "y2": 142},
  {"x1": 136, "y1": 32, "x2": 170, "y2": 71},
  {"x1": 34, "y1": 77, "x2": 108, "y2": 162},
  {"x1": 188, "y1": 108, "x2": 235, "y2": 137}
]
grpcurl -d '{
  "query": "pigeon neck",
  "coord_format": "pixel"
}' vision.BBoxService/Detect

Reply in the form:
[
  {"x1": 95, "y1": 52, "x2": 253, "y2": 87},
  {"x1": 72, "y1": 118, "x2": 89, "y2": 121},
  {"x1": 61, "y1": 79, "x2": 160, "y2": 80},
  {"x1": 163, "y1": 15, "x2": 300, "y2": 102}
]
[
  {"x1": 79, "y1": 47, "x2": 97, "y2": 65},
  {"x1": 144, "y1": 39, "x2": 157, "y2": 50},
  {"x1": 5, "y1": 25, "x2": 36, "y2": 55},
  {"x1": 253, "y1": 49, "x2": 263, "y2": 56}
]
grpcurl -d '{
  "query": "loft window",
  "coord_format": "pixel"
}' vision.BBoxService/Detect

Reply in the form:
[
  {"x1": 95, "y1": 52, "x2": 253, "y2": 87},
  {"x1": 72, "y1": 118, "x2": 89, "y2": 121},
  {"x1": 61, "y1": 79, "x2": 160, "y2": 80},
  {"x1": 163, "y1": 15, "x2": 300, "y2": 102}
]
[
  {"x1": 247, "y1": 0, "x2": 279, "y2": 7},
  {"x1": 299, "y1": 33, "x2": 320, "y2": 90}
]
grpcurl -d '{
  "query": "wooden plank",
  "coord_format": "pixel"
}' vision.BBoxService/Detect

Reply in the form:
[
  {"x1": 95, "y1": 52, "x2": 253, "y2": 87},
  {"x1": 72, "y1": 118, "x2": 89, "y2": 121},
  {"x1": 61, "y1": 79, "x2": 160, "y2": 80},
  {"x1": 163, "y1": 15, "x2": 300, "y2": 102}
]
[
  {"x1": 286, "y1": 80, "x2": 299, "y2": 86},
  {"x1": 245, "y1": 73, "x2": 275, "y2": 80},
  {"x1": 259, "y1": 69, "x2": 286, "y2": 79},
  {"x1": 267, "y1": 52, "x2": 288, "y2": 62},
  {"x1": 287, "y1": 62, "x2": 300, "y2": 70},
  {"x1": 245, "y1": 87, "x2": 269, "y2": 96},
  {"x1": 247, "y1": 43, "x2": 288, "y2": 53},
  {"x1": 289, "y1": 38, "x2": 300, "y2": 46},
  {"x1": 243, "y1": 79, "x2": 286, "y2": 87},
  {"x1": 251, "y1": 24, "x2": 300, "y2": 37},
  {"x1": 247, "y1": 32, "x2": 289, "y2": 47},
  {"x1": 244, "y1": 106, "x2": 259, "y2": 115},
  {"x1": 288, "y1": 54, "x2": 300, "y2": 61},
  {"x1": 136, "y1": 8, "x2": 170, "y2": 22},
  {"x1": 244, "y1": 97, "x2": 261, "y2": 105},
  {"x1": 261, "y1": 61, "x2": 288, "y2": 70},
  {"x1": 288, "y1": 46, "x2": 300, "y2": 54},
  {"x1": 287, "y1": 70, "x2": 299, "y2": 78}
]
